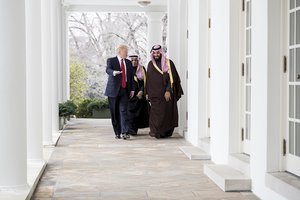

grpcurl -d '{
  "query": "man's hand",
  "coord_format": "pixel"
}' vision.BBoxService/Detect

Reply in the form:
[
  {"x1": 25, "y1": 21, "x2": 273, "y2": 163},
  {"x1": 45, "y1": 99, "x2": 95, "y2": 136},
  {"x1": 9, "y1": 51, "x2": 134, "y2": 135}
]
[
  {"x1": 113, "y1": 71, "x2": 122, "y2": 76},
  {"x1": 164, "y1": 91, "x2": 171, "y2": 102},
  {"x1": 130, "y1": 91, "x2": 135, "y2": 98},
  {"x1": 145, "y1": 94, "x2": 149, "y2": 100},
  {"x1": 137, "y1": 91, "x2": 143, "y2": 99}
]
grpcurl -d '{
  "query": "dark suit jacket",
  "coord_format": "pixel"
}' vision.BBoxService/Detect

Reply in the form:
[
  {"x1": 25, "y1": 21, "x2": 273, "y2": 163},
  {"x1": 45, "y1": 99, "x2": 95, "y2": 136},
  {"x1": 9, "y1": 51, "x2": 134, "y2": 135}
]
[{"x1": 104, "y1": 56, "x2": 135, "y2": 98}]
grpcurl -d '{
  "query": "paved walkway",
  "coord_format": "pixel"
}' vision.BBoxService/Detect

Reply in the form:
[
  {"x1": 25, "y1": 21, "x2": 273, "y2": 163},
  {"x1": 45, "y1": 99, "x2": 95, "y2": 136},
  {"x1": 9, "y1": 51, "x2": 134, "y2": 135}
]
[{"x1": 32, "y1": 119, "x2": 259, "y2": 200}]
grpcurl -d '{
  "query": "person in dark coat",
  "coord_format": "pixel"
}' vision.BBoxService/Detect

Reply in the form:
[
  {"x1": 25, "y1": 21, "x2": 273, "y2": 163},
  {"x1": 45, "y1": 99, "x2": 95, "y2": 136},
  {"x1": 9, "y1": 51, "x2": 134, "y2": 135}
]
[
  {"x1": 104, "y1": 45, "x2": 135, "y2": 140},
  {"x1": 145, "y1": 45, "x2": 183, "y2": 139},
  {"x1": 127, "y1": 55, "x2": 149, "y2": 135}
]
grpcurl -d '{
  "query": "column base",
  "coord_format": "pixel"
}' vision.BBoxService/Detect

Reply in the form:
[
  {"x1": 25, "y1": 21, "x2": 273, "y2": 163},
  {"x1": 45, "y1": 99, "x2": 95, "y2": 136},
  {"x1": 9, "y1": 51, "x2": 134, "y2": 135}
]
[
  {"x1": 43, "y1": 130, "x2": 62, "y2": 146},
  {"x1": 0, "y1": 160, "x2": 47, "y2": 200},
  {"x1": 0, "y1": 184, "x2": 30, "y2": 191}
]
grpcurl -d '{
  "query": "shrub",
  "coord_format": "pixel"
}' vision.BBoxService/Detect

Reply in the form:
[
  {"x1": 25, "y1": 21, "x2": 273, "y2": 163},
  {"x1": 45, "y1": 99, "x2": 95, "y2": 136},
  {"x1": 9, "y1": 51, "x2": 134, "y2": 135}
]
[
  {"x1": 76, "y1": 99, "x2": 94, "y2": 118},
  {"x1": 87, "y1": 98, "x2": 109, "y2": 111}
]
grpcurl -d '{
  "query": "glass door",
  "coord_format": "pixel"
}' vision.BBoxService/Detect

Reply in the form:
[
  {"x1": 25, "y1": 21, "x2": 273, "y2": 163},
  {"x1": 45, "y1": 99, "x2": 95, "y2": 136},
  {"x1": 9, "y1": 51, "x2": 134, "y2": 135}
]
[
  {"x1": 241, "y1": 0, "x2": 252, "y2": 155},
  {"x1": 286, "y1": 0, "x2": 300, "y2": 177},
  {"x1": 207, "y1": 0, "x2": 211, "y2": 138}
]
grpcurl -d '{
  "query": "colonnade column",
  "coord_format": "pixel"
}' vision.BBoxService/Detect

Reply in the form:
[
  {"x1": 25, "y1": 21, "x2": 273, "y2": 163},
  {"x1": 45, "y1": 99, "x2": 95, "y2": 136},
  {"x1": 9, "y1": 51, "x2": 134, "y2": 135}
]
[
  {"x1": 51, "y1": 0, "x2": 59, "y2": 134},
  {"x1": 168, "y1": 0, "x2": 188, "y2": 135},
  {"x1": 42, "y1": 0, "x2": 53, "y2": 145},
  {"x1": 26, "y1": 0, "x2": 44, "y2": 160},
  {"x1": 186, "y1": 0, "x2": 210, "y2": 146},
  {"x1": 146, "y1": 12, "x2": 165, "y2": 60},
  {"x1": 62, "y1": 7, "x2": 70, "y2": 101},
  {"x1": 0, "y1": 0, "x2": 28, "y2": 188}
]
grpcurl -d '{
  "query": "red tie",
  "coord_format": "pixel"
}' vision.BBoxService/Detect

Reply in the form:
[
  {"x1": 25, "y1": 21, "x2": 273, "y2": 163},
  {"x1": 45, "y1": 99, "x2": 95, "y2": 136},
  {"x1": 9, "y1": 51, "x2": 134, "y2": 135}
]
[{"x1": 121, "y1": 59, "x2": 126, "y2": 88}]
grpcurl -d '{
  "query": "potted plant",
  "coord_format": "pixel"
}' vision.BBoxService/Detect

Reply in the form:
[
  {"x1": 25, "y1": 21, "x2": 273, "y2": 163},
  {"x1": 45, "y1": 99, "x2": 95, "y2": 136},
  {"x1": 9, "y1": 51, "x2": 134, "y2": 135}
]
[
  {"x1": 59, "y1": 103, "x2": 68, "y2": 130},
  {"x1": 64, "y1": 100, "x2": 77, "y2": 120},
  {"x1": 58, "y1": 100, "x2": 77, "y2": 129}
]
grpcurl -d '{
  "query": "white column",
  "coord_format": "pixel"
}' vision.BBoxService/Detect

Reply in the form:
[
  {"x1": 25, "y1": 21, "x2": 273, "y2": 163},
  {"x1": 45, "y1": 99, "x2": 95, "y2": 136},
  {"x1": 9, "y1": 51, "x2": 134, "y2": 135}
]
[
  {"x1": 51, "y1": 0, "x2": 59, "y2": 134},
  {"x1": 186, "y1": 0, "x2": 209, "y2": 146},
  {"x1": 62, "y1": 8, "x2": 70, "y2": 101},
  {"x1": 179, "y1": 0, "x2": 189, "y2": 134},
  {"x1": 146, "y1": 12, "x2": 164, "y2": 58},
  {"x1": 209, "y1": 0, "x2": 231, "y2": 164},
  {"x1": 26, "y1": 0, "x2": 44, "y2": 161},
  {"x1": 0, "y1": 0, "x2": 28, "y2": 188},
  {"x1": 228, "y1": 0, "x2": 242, "y2": 155},
  {"x1": 167, "y1": 0, "x2": 180, "y2": 131},
  {"x1": 42, "y1": 0, "x2": 53, "y2": 145},
  {"x1": 57, "y1": 1, "x2": 64, "y2": 103},
  {"x1": 168, "y1": 0, "x2": 188, "y2": 134},
  {"x1": 167, "y1": 0, "x2": 180, "y2": 65},
  {"x1": 251, "y1": 0, "x2": 284, "y2": 199}
]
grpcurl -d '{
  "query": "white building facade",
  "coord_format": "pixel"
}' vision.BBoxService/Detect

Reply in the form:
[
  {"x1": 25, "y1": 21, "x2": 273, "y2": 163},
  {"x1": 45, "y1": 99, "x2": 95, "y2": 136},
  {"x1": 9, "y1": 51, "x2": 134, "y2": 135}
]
[{"x1": 0, "y1": 0, "x2": 299, "y2": 199}]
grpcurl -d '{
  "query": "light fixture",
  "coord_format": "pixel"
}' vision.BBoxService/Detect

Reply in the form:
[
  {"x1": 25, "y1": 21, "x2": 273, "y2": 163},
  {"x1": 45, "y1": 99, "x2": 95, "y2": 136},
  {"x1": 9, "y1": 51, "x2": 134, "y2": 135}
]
[{"x1": 138, "y1": 0, "x2": 151, "y2": 7}]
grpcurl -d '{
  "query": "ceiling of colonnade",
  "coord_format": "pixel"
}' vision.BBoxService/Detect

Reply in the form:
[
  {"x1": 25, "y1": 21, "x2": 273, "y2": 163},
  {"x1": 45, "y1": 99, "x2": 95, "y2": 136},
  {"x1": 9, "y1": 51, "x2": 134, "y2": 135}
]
[
  {"x1": 63, "y1": 0, "x2": 167, "y2": 12},
  {"x1": 63, "y1": 0, "x2": 167, "y2": 6}
]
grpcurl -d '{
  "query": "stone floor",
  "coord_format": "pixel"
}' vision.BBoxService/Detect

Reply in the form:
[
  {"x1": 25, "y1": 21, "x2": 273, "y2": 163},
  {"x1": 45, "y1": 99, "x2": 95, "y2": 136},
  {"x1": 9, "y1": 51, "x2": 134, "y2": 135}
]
[{"x1": 31, "y1": 119, "x2": 259, "y2": 200}]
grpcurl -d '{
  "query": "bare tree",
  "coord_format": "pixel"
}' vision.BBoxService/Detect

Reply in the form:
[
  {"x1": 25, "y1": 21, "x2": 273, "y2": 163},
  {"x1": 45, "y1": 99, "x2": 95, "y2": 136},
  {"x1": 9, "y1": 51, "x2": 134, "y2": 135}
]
[{"x1": 69, "y1": 12, "x2": 148, "y2": 99}]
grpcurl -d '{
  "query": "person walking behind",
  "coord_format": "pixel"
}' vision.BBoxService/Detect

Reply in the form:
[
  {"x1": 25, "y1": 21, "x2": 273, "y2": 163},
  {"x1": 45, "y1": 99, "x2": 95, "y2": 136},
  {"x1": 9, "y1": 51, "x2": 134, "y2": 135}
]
[{"x1": 127, "y1": 55, "x2": 149, "y2": 135}]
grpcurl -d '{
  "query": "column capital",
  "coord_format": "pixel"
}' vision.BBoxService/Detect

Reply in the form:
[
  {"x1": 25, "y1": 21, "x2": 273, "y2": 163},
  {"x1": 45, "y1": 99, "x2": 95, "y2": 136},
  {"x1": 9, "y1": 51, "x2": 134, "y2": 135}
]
[
  {"x1": 61, "y1": 0, "x2": 70, "y2": 11},
  {"x1": 145, "y1": 12, "x2": 165, "y2": 22}
]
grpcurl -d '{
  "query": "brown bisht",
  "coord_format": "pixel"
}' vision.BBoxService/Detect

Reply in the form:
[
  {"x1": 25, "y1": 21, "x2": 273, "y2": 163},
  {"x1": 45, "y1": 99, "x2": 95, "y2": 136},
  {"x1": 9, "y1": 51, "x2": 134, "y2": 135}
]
[{"x1": 145, "y1": 59, "x2": 183, "y2": 138}]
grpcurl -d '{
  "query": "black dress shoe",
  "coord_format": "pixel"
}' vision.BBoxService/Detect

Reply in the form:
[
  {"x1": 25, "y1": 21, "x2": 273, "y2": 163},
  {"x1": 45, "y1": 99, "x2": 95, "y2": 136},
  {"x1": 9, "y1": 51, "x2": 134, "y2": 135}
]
[
  {"x1": 122, "y1": 133, "x2": 130, "y2": 140},
  {"x1": 115, "y1": 135, "x2": 121, "y2": 139}
]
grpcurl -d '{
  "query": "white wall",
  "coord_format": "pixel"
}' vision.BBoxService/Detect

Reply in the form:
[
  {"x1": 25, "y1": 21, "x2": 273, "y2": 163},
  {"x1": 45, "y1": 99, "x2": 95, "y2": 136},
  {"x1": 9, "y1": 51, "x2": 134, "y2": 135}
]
[{"x1": 187, "y1": 0, "x2": 209, "y2": 146}]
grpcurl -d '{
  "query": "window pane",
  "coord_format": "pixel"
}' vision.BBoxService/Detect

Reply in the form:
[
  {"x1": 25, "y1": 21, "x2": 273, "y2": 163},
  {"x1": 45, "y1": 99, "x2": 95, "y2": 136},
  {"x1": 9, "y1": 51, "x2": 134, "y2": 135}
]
[
  {"x1": 290, "y1": 49, "x2": 295, "y2": 82},
  {"x1": 290, "y1": 121, "x2": 295, "y2": 155},
  {"x1": 246, "y1": 30, "x2": 250, "y2": 55},
  {"x1": 297, "y1": 0, "x2": 300, "y2": 7},
  {"x1": 246, "y1": 58, "x2": 251, "y2": 83},
  {"x1": 246, "y1": 1, "x2": 250, "y2": 27},
  {"x1": 296, "y1": 123, "x2": 300, "y2": 157},
  {"x1": 249, "y1": 30, "x2": 252, "y2": 54},
  {"x1": 291, "y1": 0, "x2": 295, "y2": 9},
  {"x1": 290, "y1": 85, "x2": 295, "y2": 118},
  {"x1": 246, "y1": 86, "x2": 251, "y2": 112},
  {"x1": 249, "y1": 0, "x2": 252, "y2": 26},
  {"x1": 246, "y1": 114, "x2": 251, "y2": 140},
  {"x1": 290, "y1": 12, "x2": 295, "y2": 45},
  {"x1": 297, "y1": 48, "x2": 300, "y2": 82},
  {"x1": 296, "y1": 11, "x2": 300, "y2": 44},
  {"x1": 296, "y1": 86, "x2": 300, "y2": 119}
]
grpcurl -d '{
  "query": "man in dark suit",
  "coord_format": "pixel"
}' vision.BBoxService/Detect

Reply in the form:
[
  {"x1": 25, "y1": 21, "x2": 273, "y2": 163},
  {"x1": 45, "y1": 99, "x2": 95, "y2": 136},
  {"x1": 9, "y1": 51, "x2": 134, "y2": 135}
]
[{"x1": 105, "y1": 45, "x2": 135, "y2": 140}]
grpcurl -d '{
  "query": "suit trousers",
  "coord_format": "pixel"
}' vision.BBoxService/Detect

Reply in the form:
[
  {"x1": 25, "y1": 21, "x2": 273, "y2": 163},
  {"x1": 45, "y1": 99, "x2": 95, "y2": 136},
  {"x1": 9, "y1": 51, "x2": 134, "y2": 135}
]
[{"x1": 108, "y1": 88, "x2": 129, "y2": 135}]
